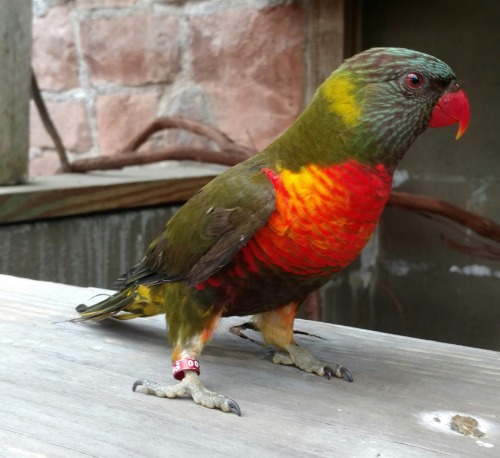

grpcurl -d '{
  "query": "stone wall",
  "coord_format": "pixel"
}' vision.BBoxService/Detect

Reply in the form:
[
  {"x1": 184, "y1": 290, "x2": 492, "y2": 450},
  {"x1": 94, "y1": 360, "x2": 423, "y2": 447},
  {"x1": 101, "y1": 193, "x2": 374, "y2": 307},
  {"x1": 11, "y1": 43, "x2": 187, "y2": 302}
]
[{"x1": 30, "y1": 0, "x2": 304, "y2": 175}]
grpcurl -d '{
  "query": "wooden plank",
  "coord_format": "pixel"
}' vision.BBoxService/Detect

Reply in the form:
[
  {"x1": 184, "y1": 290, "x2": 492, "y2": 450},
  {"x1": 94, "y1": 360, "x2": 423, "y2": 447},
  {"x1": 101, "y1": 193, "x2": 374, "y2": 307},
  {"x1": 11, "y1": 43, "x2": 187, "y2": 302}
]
[
  {"x1": 303, "y1": 0, "x2": 363, "y2": 105},
  {"x1": 0, "y1": 163, "x2": 226, "y2": 224},
  {"x1": 0, "y1": 274, "x2": 498, "y2": 457},
  {"x1": 0, "y1": 1, "x2": 31, "y2": 185},
  {"x1": 303, "y1": 0, "x2": 345, "y2": 103}
]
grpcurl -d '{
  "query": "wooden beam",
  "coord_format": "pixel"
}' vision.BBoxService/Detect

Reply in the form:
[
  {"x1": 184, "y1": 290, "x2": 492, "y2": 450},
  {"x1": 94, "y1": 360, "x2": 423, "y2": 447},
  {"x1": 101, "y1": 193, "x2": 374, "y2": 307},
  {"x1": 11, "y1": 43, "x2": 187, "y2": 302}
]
[
  {"x1": 303, "y1": 0, "x2": 344, "y2": 103},
  {"x1": 303, "y1": 0, "x2": 362, "y2": 103},
  {"x1": 0, "y1": 1, "x2": 31, "y2": 185},
  {"x1": 0, "y1": 164, "x2": 225, "y2": 224}
]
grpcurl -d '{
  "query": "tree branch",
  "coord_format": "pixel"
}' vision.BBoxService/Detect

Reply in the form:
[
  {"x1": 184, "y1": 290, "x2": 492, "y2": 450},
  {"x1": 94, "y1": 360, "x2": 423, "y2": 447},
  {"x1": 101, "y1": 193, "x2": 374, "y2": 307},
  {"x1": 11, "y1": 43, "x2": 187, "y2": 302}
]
[
  {"x1": 119, "y1": 116, "x2": 255, "y2": 161},
  {"x1": 30, "y1": 68, "x2": 72, "y2": 172},
  {"x1": 388, "y1": 191, "x2": 500, "y2": 244},
  {"x1": 69, "y1": 146, "x2": 245, "y2": 173},
  {"x1": 70, "y1": 116, "x2": 255, "y2": 173}
]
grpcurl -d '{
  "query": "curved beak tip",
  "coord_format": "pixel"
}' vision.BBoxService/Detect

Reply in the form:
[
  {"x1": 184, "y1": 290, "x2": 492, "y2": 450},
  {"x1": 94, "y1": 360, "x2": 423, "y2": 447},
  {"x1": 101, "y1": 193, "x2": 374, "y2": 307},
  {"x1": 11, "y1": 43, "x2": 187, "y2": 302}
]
[
  {"x1": 455, "y1": 118, "x2": 468, "y2": 140},
  {"x1": 429, "y1": 88, "x2": 470, "y2": 140}
]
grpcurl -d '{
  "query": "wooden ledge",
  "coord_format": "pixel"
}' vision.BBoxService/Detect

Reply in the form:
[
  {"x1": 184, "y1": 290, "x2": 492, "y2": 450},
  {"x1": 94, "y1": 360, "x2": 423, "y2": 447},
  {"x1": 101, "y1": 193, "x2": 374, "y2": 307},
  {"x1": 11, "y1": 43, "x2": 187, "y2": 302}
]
[
  {"x1": 0, "y1": 162, "x2": 226, "y2": 224},
  {"x1": 1, "y1": 274, "x2": 499, "y2": 456}
]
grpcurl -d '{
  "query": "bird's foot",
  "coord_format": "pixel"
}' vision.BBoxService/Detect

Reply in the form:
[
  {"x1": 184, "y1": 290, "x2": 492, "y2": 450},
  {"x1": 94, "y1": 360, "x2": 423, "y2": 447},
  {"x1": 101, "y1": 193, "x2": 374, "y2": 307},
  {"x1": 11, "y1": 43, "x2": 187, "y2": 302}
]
[
  {"x1": 271, "y1": 344, "x2": 353, "y2": 382},
  {"x1": 133, "y1": 370, "x2": 241, "y2": 416}
]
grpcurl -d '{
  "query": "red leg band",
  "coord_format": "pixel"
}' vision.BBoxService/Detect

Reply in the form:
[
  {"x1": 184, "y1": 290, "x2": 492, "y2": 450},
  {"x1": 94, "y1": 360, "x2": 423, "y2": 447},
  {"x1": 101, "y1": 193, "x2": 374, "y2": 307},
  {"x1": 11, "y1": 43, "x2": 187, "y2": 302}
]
[{"x1": 172, "y1": 358, "x2": 200, "y2": 381}]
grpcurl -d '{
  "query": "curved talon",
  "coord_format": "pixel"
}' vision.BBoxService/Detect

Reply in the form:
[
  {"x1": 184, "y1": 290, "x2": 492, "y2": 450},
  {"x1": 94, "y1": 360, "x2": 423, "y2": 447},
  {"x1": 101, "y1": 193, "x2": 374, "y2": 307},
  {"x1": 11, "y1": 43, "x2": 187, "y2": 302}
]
[
  {"x1": 324, "y1": 367, "x2": 332, "y2": 380},
  {"x1": 324, "y1": 366, "x2": 353, "y2": 382},
  {"x1": 227, "y1": 399, "x2": 242, "y2": 417},
  {"x1": 132, "y1": 379, "x2": 146, "y2": 391},
  {"x1": 340, "y1": 367, "x2": 353, "y2": 382}
]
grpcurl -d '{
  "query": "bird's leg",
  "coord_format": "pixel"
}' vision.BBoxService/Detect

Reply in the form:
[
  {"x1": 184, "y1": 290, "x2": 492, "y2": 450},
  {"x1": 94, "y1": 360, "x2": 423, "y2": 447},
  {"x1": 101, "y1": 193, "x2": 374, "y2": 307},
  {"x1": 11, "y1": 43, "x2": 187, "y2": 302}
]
[
  {"x1": 133, "y1": 309, "x2": 241, "y2": 415},
  {"x1": 133, "y1": 371, "x2": 240, "y2": 415},
  {"x1": 255, "y1": 302, "x2": 353, "y2": 382}
]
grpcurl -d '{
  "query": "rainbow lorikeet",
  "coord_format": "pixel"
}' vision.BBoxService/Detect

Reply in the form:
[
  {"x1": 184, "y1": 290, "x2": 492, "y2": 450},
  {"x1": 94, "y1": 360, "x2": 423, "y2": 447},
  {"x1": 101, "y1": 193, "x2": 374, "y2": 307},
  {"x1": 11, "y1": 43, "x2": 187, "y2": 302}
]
[{"x1": 76, "y1": 48, "x2": 470, "y2": 415}]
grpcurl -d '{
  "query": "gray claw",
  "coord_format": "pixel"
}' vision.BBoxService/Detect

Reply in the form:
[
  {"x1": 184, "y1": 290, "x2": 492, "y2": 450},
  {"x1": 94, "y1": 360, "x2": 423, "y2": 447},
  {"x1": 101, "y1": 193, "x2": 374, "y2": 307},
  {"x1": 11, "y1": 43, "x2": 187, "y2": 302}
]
[
  {"x1": 227, "y1": 399, "x2": 242, "y2": 417},
  {"x1": 132, "y1": 379, "x2": 146, "y2": 391},
  {"x1": 324, "y1": 366, "x2": 353, "y2": 382},
  {"x1": 324, "y1": 367, "x2": 332, "y2": 380},
  {"x1": 340, "y1": 367, "x2": 353, "y2": 382}
]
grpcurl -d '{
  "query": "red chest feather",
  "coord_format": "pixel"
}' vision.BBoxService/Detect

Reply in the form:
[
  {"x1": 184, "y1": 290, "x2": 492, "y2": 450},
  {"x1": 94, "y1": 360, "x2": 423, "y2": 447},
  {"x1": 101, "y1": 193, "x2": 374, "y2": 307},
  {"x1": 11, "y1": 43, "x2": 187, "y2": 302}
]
[{"x1": 241, "y1": 160, "x2": 393, "y2": 277}]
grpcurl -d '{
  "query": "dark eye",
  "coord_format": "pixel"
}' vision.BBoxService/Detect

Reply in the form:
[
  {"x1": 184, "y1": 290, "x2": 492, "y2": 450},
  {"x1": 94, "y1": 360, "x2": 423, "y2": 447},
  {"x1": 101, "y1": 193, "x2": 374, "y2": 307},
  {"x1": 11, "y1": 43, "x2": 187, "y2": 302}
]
[{"x1": 404, "y1": 72, "x2": 424, "y2": 89}]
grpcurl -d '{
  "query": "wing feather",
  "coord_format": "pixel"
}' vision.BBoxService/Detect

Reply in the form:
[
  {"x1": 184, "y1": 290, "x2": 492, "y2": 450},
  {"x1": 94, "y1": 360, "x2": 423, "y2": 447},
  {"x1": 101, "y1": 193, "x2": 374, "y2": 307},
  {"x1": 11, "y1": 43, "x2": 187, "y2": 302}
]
[{"x1": 115, "y1": 158, "x2": 275, "y2": 290}]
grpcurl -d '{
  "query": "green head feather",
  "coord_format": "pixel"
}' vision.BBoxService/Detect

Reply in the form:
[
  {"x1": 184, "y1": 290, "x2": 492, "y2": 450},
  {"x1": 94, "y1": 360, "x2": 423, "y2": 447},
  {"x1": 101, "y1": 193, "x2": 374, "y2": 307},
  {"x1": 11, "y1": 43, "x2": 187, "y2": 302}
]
[{"x1": 269, "y1": 47, "x2": 458, "y2": 170}]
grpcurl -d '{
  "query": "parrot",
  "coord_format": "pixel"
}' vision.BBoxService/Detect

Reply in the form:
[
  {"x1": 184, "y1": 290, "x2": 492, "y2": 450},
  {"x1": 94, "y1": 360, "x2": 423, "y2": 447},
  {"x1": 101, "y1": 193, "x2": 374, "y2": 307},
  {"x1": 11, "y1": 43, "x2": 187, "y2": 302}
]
[{"x1": 75, "y1": 47, "x2": 470, "y2": 416}]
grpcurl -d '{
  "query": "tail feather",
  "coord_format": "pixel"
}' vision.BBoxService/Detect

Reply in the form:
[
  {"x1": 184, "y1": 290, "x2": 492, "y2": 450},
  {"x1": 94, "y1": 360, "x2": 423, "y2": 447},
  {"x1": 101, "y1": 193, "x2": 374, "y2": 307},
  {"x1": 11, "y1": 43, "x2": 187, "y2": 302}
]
[
  {"x1": 74, "y1": 285, "x2": 165, "y2": 322},
  {"x1": 74, "y1": 290, "x2": 138, "y2": 322}
]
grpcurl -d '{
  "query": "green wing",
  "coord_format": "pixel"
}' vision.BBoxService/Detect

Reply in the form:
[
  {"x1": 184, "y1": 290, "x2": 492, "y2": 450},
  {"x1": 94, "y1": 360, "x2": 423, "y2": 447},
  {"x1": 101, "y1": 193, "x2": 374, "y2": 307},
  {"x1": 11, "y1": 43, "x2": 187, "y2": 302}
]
[{"x1": 115, "y1": 157, "x2": 276, "y2": 289}]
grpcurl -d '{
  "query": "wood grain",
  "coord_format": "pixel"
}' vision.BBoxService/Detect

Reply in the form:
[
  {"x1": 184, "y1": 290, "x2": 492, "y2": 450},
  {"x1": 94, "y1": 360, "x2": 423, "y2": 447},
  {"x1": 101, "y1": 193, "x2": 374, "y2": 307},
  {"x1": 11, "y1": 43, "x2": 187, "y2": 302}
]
[
  {"x1": 304, "y1": 0, "x2": 346, "y2": 104},
  {"x1": 0, "y1": 164, "x2": 225, "y2": 224},
  {"x1": 0, "y1": 2, "x2": 31, "y2": 185},
  {"x1": 0, "y1": 274, "x2": 498, "y2": 457}
]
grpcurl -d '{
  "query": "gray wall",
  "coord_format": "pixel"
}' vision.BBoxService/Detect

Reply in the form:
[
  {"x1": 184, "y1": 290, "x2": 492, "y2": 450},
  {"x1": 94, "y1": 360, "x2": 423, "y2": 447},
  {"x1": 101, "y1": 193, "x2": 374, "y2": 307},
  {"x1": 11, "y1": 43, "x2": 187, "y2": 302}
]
[
  {"x1": 0, "y1": 206, "x2": 179, "y2": 288},
  {"x1": 335, "y1": 0, "x2": 500, "y2": 350}
]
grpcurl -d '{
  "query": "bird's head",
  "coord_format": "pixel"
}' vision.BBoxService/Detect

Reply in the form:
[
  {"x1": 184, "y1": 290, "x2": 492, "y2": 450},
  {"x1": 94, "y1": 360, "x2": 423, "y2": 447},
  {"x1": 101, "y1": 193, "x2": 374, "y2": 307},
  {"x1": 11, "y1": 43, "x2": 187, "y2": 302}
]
[{"x1": 320, "y1": 47, "x2": 470, "y2": 167}]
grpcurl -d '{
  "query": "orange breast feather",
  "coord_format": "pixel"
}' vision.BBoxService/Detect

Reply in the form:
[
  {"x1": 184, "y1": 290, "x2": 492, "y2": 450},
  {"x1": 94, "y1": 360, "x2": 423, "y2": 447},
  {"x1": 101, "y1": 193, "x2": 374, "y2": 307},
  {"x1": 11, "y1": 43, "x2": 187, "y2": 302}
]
[{"x1": 243, "y1": 160, "x2": 393, "y2": 277}]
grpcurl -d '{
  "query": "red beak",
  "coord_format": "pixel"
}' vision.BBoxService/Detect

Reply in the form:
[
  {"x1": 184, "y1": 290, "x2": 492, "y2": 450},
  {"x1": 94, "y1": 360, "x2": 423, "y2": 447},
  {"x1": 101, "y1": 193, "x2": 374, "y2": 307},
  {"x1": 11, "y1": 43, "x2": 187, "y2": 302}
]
[{"x1": 428, "y1": 88, "x2": 470, "y2": 139}]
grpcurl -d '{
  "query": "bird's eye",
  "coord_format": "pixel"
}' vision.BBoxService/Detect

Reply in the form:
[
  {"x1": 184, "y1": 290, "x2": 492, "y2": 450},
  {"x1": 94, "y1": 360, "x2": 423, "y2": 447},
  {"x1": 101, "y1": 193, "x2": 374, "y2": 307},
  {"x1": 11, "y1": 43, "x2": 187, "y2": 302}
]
[{"x1": 404, "y1": 72, "x2": 424, "y2": 89}]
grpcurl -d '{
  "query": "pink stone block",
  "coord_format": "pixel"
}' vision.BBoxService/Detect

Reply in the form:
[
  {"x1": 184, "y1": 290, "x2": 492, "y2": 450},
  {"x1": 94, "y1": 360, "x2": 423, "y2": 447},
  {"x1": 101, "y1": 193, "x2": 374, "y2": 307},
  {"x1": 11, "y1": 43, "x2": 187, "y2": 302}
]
[
  {"x1": 32, "y1": 5, "x2": 79, "y2": 91},
  {"x1": 80, "y1": 14, "x2": 181, "y2": 86},
  {"x1": 190, "y1": 6, "x2": 305, "y2": 150},
  {"x1": 29, "y1": 151, "x2": 62, "y2": 176},
  {"x1": 30, "y1": 99, "x2": 92, "y2": 153},
  {"x1": 96, "y1": 93, "x2": 159, "y2": 155}
]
